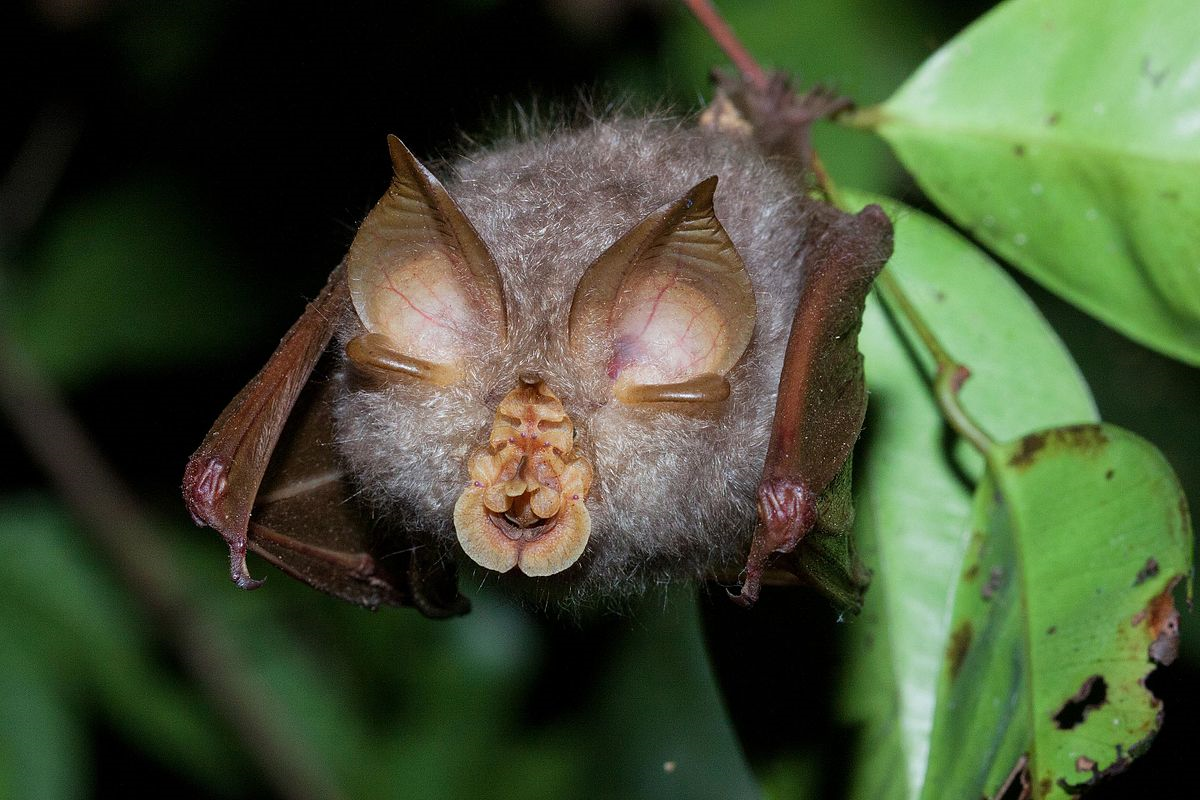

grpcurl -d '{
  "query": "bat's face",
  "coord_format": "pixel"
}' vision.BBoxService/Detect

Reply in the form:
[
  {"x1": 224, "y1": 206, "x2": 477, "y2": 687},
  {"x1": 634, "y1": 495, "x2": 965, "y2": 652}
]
[{"x1": 330, "y1": 136, "x2": 765, "y2": 599}]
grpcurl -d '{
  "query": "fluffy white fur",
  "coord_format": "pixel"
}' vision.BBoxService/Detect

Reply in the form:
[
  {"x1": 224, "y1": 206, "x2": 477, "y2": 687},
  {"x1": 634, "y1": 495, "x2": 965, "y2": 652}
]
[{"x1": 331, "y1": 114, "x2": 813, "y2": 608}]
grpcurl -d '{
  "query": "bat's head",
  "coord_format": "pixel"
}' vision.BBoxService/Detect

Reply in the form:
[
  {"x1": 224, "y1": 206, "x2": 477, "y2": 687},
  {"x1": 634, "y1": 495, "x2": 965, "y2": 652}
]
[{"x1": 333, "y1": 133, "x2": 775, "y2": 604}]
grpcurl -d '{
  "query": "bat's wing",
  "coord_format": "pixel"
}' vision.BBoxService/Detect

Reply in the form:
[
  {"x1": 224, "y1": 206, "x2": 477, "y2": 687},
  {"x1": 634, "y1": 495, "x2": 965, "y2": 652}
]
[
  {"x1": 709, "y1": 72, "x2": 894, "y2": 610},
  {"x1": 736, "y1": 204, "x2": 893, "y2": 609},
  {"x1": 182, "y1": 265, "x2": 466, "y2": 616}
]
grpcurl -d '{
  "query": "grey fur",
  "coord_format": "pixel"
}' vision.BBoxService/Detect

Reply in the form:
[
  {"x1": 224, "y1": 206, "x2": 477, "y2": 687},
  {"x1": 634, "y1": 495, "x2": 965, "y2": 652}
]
[{"x1": 331, "y1": 114, "x2": 812, "y2": 608}]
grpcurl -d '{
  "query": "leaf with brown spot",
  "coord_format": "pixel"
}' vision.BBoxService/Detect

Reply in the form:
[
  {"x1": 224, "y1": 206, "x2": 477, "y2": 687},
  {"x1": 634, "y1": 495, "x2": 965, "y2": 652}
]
[
  {"x1": 838, "y1": 192, "x2": 1098, "y2": 800},
  {"x1": 946, "y1": 621, "x2": 973, "y2": 681},
  {"x1": 920, "y1": 424, "x2": 1191, "y2": 799}
]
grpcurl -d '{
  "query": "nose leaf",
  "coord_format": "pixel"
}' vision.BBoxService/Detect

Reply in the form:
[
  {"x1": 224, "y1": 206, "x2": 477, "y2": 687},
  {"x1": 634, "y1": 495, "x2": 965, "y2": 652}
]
[{"x1": 454, "y1": 381, "x2": 593, "y2": 576}]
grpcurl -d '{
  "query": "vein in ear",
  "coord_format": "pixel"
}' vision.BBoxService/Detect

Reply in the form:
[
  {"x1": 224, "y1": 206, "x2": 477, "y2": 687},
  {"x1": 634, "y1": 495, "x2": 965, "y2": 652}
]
[
  {"x1": 608, "y1": 270, "x2": 730, "y2": 386},
  {"x1": 569, "y1": 175, "x2": 757, "y2": 400},
  {"x1": 354, "y1": 248, "x2": 476, "y2": 362},
  {"x1": 346, "y1": 135, "x2": 506, "y2": 374}
]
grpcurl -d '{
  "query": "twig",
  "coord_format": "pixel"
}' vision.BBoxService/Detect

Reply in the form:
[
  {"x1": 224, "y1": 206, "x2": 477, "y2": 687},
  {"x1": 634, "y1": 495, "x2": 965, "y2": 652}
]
[
  {"x1": 0, "y1": 102, "x2": 78, "y2": 250},
  {"x1": 875, "y1": 270, "x2": 996, "y2": 454},
  {"x1": 679, "y1": 0, "x2": 769, "y2": 91},
  {"x1": 809, "y1": 152, "x2": 838, "y2": 202},
  {"x1": 0, "y1": 333, "x2": 344, "y2": 800},
  {"x1": 0, "y1": 112, "x2": 344, "y2": 800}
]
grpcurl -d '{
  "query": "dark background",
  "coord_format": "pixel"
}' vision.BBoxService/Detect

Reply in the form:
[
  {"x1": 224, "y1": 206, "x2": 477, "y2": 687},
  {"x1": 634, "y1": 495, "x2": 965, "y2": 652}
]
[{"x1": 1, "y1": 1, "x2": 1195, "y2": 797}]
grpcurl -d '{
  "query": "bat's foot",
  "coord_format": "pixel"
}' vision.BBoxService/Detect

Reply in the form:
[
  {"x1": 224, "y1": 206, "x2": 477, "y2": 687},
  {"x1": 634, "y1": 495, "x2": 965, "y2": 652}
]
[{"x1": 705, "y1": 68, "x2": 853, "y2": 175}]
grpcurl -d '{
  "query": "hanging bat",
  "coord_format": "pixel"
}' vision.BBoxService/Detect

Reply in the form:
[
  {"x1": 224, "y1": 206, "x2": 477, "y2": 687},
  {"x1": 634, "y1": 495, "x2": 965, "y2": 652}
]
[{"x1": 183, "y1": 74, "x2": 892, "y2": 618}]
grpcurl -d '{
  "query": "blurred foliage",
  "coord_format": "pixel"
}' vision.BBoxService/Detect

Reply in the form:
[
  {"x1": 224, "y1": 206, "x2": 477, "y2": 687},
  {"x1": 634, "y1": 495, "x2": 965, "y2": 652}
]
[
  {"x1": 0, "y1": 496, "x2": 761, "y2": 799},
  {"x1": 7, "y1": 177, "x2": 255, "y2": 388},
  {"x1": 1, "y1": 0, "x2": 1197, "y2": 798}
]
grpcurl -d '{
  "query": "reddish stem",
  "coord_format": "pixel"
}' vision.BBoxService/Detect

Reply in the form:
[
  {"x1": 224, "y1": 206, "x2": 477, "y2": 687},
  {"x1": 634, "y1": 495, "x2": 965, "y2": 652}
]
[{"x1": 680, "y1": 0, "x2": 769, "y2": 91}]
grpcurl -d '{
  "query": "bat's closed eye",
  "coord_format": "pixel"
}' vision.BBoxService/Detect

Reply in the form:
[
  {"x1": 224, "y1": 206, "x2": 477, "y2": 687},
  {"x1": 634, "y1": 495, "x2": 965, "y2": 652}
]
[
  {"x1": 615, "y1": 373, "x2": 731, "y2": 405},
  {"x1": 345, "y1": 333, "x2": 460, "y2": 386}
]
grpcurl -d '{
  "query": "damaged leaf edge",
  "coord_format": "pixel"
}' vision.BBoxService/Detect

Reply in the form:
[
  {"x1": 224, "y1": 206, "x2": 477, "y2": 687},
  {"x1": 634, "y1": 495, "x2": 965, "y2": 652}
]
[{"x1": 978, "y1": 424, "x2": 1192, "y2": 799}]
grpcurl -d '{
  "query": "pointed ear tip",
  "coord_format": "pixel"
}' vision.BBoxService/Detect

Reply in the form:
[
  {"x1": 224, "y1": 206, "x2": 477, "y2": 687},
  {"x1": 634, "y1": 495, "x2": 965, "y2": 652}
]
[
  {"x1": 386, "y1": 134, "x2": 409, "y2": 157},
  {"x1": 386, "y1": 135, "x2": 432, "y2": 181}
]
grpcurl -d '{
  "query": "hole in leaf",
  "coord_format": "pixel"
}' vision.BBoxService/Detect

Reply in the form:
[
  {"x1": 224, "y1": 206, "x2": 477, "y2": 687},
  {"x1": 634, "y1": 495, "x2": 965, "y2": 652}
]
[
  {"x1": 1053, "y1": 675, "x2": 1108, "y2": 729},
  {"x1": 992, "y1": 754, "x2": 1030, "y2": 800}
]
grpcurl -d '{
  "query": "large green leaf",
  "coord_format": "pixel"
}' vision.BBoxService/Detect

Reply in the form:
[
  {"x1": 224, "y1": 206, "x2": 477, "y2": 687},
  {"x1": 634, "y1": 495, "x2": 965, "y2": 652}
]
[
  {"x1": 0, "y1": 497, "x2": 245, "y2": 796},
  {"x1": 923, "y1": 426, "x2": 1191, "y2": 799},
  {"x1": 842, "y1": 294, "x2": 978, "y2": 799},
  {"x1": 841, "y1": 192, "x2": 1098, "y2": 799},
  {"x1": 0, "y1": 631, "x2": 86, "y2": 800},
  {"x1": 843, "y1": 190, "x2": 1098, "y2": 445},
  {"x1": 871, "y1": 0, "x2": 1200, "y2": 364}
]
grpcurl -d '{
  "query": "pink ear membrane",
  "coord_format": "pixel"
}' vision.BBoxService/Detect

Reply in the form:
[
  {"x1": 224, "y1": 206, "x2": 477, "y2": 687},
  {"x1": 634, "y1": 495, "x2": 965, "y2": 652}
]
[
  {"x1": 345, "y1": 135, "x2": 506, "y2": 376},
  {"x1": 568, "y1": 176, "x2": 756, "y2": 401}
]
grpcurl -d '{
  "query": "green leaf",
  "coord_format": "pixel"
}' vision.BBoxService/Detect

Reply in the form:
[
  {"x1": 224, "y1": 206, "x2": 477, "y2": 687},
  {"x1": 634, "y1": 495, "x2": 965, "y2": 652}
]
[
  {"x1": 871, "y1": 0, "x2": 1200, "y2": 364},
  {"x1": 0, "y1": 497, "x2": 245, "y2": 795},
  {"x1": 843, "y1": 190, "x2": 1098, "y2": 446},
  {"x1": 924, "y1": 425, "x2": 1191, "y2": 798},
  {"x1": 5, "y1": 178, "x2": 256, "y2": 386},
  {"x1": 842, "y1": 294, "x2": 977, "y2": 799},
  {"x1": 0, "y1": 631, "x2": 87, "y2": 800},
  {"x1": 841, "y1": 192, "x2": 1098, "y2": 799}
]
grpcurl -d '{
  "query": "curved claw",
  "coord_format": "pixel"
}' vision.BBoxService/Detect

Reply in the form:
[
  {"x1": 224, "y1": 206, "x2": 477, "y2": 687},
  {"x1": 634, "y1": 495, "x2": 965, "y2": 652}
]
[{"x1": 228, "y1": 539, "x2": 265, "y2": 590}]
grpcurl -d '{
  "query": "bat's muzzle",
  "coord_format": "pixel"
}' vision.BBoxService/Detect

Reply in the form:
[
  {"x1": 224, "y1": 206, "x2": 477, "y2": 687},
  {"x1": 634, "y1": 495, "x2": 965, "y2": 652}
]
[{"x1": 453, "y1": 380, "x2": 593, "y2": 576}]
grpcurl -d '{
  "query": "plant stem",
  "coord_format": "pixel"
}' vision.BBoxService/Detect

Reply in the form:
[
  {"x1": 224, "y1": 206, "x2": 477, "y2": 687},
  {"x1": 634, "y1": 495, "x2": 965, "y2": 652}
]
[
  {"x1": 0, "y1": 109, "x2": 344, "y2": 800},
  {"x1": 0, "y1": 333, "x2": 346, "y2": 800},
  {"x1": 679, "y1": 0, "x2": 769, "y2": 91},
  {"x1": 834, "y1": 104, "x2": 887, "y2": 131},
  {"x1": 810, "y1": 152, "x2": 841, "y2": 206},
  {"x1": 875, "y1": 270, "x2": 996, "y2": 455}
]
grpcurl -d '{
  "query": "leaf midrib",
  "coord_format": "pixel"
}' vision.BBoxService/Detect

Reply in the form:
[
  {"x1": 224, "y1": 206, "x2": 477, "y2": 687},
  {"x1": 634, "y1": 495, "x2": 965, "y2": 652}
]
[
  {"x1": 986, "y1": 450, "x2": 1048, "y2": 798},
  {"x1": 878, "y1": 114, "x2": 1200, "y2": 170}
]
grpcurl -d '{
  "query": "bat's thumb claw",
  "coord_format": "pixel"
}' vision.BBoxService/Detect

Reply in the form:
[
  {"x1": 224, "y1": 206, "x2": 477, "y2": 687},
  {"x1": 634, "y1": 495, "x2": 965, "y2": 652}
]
[
  {"x1": 229, "y1": 544, "x2": 265, "y2": 590},
  {"x1": 182, "y1": 456, "x2": 230, "y2": 529},
  {"x1": 727, "y1": 583, "x2": 759, "y2": 608}
]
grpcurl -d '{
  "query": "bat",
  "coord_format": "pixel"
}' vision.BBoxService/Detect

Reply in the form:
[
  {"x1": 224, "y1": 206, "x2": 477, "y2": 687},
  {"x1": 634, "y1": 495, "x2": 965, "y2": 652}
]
[{"x1": 183, "y1": 74, "x2": 893, "y2": 617}]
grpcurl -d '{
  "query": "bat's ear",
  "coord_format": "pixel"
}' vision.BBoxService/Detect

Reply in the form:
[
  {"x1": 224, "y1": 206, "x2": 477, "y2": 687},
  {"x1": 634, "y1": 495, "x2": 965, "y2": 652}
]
[
  {"x1": 568, "y1": 176, "x2": 756, "y2": 404},
  {"x1": 345, "y1": 135, "x2": 507, "y2": 384}
]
